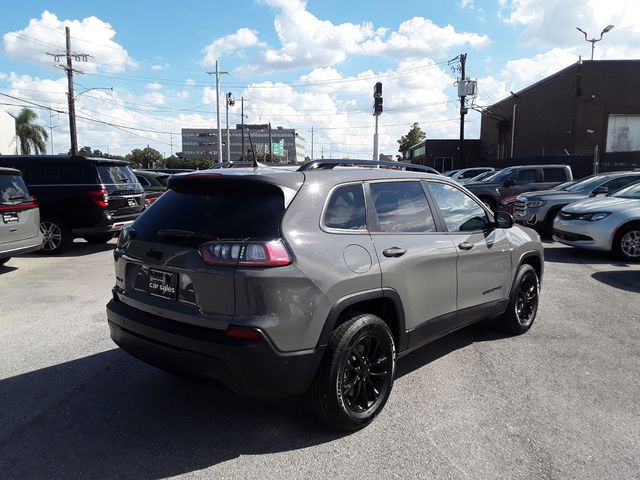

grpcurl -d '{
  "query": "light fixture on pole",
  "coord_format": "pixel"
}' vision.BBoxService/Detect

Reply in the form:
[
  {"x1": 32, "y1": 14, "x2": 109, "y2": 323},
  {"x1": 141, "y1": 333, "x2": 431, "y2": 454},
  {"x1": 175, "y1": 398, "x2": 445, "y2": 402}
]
[
  {"x1": 225, "y1": 92, "x2": 235, "y2": 162},
  {"x1": 576, "y1": 25, "x2": 614, "y2": 61}
]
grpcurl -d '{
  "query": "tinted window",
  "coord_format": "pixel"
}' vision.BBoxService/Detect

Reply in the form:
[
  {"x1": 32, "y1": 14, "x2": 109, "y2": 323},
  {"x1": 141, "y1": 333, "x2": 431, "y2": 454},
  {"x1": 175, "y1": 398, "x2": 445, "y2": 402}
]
[
  {"x1": 134, "y1": 181, "x2": 285, "y2": 243},
  {"x1": 513, "y1": 169, "x2": 538, "y2": 185},
  {"x1": 25, "y1": 159, "x2": 97, "y2": 185},
  {"x1": 428, "y1": 182, "x2": 490, "y2": 232},
  {"x1": 97, "y1": 164, "x2": 138, "y2": 184},
  {"x1": 135, "y1": 175, "x2": 150, "y2": 186},
  {"x1": 542, "y1": 168, "x2": 567, "y2": 182},
  {"x1": 324, "y1": 184, "x2": 366, "y2": 230},
  {"x1": 603, "y1": 175, "x2": 640, "y2": 192},
  {"x1": 459, "y1": 169, "x2": 482, "y2": 179},
  {"x1": 370, "y1": 182, "x2": 435, "y2": 233},
  {"x1": 0, "y1": 174, "x2": 30, "y2": 202}
]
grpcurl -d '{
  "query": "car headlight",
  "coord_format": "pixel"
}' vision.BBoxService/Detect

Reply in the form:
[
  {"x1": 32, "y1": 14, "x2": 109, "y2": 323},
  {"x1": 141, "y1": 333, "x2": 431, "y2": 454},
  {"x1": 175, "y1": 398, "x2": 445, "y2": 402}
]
[
  {"x1": 577, "y1": 212, "x2": 611, "y2": 221},
  {"x1": 527, "y1": 200, "x2": 546, "y2": 208}
]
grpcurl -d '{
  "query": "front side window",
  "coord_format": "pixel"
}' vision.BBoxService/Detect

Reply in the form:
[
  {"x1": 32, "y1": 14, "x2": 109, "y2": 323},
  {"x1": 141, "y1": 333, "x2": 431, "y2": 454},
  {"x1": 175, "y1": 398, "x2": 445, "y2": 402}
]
[
  {"x1": 323, "y1": 184, "x2": 366, "y2": 230},
  {"x1": 428, "y1": 182, "x2": 491, "y2": 232},
  {"x1": 542, "y1": 167, "x2": 567, "y2": 182},
  {"x1": 370, "y1": 181, "x2": 436, "y2": 233}
]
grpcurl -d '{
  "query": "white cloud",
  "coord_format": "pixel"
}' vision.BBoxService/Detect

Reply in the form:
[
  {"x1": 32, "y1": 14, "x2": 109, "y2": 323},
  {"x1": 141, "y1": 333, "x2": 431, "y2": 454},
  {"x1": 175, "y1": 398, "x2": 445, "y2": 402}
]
[
  {"x1": 201, "y1": 28, "x2": 263, "y2": 65},
  {"x1": 232, "y1": 2, "x2": 489, "y2": 75},
  {"x1": 175, "y1": 90, "x2": 190, "y2": 100},
  {"x1": 2, "y1": 11, "x2": 136, "y2": 73},
  {"x1": 142, "y1": 92, "x2": 166, "y2": 105},
  {"x1": 151, "y1": 63, "x2": 169, "y2": 71},
  {"x1": 185, "y1": 78, "x2": 196, "y2": 86},
  {"x1": 500, "y1": 0, "x2": 640, "y2": 58},
  {"x1": 146, "y1": 82, "x2": 162, "y2": 91}
]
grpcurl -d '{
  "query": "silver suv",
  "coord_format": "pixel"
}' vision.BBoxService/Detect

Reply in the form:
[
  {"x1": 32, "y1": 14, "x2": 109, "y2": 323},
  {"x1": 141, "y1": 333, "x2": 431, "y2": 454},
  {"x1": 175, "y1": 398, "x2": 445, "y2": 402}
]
[
  {"x1": 0, "y1": 167, "x2": 42, "y2": 265},
  {"x1": 106, "y1": 160, "x2": 544, "y2": 430}
]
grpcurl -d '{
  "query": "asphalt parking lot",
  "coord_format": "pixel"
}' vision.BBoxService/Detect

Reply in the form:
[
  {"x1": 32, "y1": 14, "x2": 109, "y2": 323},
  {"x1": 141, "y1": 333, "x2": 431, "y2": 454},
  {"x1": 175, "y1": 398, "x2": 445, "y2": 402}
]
[{"x1": 1, "y1": 240, "x2": 639, "y2": 480}]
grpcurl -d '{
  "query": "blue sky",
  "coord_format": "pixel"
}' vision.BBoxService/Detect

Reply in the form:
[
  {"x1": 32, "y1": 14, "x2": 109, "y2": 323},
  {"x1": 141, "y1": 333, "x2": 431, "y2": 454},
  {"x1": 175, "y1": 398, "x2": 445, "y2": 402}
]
[{"x1": 1, "y1": 0, "x2": 638, "y2": 158}]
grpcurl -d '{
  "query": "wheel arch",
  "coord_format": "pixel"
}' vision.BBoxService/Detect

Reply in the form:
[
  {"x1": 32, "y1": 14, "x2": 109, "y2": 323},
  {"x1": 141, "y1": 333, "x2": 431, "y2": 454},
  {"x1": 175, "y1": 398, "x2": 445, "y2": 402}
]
[
  {"x1": 317, "y1": 289, "x2": 407, "y2": 353},
  {"x1": 518, "y1": 252, "x2": 543, "y2": 285}
]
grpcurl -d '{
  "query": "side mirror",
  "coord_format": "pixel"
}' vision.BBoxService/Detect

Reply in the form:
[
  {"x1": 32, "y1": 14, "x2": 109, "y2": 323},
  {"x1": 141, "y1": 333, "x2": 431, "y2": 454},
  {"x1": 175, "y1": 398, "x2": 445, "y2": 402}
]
[
  {"x1": 591, "y1": 186, "x2": 609, "y2": 196},
  {"x1": 503, "y1": 178, "x2": 516, "y2": 187},
  {"x1": 495, "y1": 211, "x2": 514, "y2": 229}
]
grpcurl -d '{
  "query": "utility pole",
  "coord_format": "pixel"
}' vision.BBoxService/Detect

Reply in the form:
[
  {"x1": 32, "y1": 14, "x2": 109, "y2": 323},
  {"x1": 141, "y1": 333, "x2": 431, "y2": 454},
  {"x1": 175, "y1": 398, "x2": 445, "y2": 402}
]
[
  {"x1": 47, "y1": 27, "x2": 90, "y2": 157},
  {"x1": 241, "y1": 97, "x2": 245, "y2": 160},
  {"x1": 268, "y1": 122, "x2": 272, "y2": 162},
  {"x1": 459, "y1": 53, "x2": 467, "y2": 168},
  {"x1": 206, "y1": 61, "x2": 228, "y2": 165},
  {"x1": 311, "y1": 126, "x2": 314, "y2": 160},
  {"x1": 169, "y1": 131, "x2": 173, "y2": 156},
  {"x1": 48, "y1": 107, "x2": 57, "y2": 154}
]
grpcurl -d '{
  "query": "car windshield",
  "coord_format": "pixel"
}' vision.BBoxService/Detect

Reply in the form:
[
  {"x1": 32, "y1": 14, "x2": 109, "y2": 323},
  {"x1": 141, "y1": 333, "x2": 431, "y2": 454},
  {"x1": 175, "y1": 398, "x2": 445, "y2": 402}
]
[
  {"x1": 469, "y1": 171, "x2": 494, "y2": 182},
  {"x1": 564, "y1": 175, "x2": 609, "y2": 193},
  {"x1": 442, "y1": 170, "x2": 459, "y2": 177},
  {"x1": 612, "y1": 182, "x2": 640, "y2": 199}
]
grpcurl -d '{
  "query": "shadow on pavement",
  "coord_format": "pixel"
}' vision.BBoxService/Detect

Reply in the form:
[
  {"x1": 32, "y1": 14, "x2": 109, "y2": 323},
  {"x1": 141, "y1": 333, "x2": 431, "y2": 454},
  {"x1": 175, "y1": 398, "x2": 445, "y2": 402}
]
[
  {"x1": 591, "y1": 270, "x2": 640, "y2": 293},
  {"x1": 0, "y1": 350, "x2": 343, "y2": 479},
  {"x1": 544, "y1": 245, "x2": 629, "y2": 267},
  {"x1": 396, "y1": 321, "x2": 510, "y2": 379},
  {"x1": 23, "y1": 240, "x2": 116, "y2": 259},
  {"x1": 0, "y1": 264, "x2": 18, "y2": 275}
]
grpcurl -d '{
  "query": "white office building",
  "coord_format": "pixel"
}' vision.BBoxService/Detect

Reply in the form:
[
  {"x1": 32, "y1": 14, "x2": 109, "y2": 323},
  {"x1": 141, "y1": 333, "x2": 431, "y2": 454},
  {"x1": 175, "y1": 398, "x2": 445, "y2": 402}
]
[{"x1": 0, "y1": 109, "x2": 17, "y2": 155}]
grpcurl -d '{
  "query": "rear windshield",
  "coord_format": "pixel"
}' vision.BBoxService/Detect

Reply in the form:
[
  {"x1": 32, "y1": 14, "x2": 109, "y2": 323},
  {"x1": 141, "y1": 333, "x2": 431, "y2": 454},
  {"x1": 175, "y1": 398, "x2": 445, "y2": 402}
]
[
  {"x1": 0, "y1": 174, "x2": 30, "y2": 202},
  {"x1": 97, "y1": 164, "x2": 138, "y2": 184},
  {"x1": 133, "y1": 181, "x2": 285, "y2": 243}
]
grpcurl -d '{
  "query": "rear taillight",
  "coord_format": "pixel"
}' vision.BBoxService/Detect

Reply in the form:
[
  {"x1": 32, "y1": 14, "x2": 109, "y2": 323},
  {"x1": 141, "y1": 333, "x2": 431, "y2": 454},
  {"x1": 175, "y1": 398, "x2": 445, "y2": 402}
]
[
  {"x1": 88, "y1": 189, "x2": 109, "y2": 208},
  {"x1": 198, "y1": 239, "x2": 291, "y2": 267},
  {"x1": 0, "y1": 197, "x2": 38, "y2": 212}
]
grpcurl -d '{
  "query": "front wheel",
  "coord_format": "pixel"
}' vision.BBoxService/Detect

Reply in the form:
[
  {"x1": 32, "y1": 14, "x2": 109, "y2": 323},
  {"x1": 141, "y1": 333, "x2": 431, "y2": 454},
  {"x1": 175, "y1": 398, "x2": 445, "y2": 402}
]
[
  {"x1": 309, "y1": 313, "x2": 395, "y2": 431},
  {"x1": 614, "y1": 224, "x2": 640, "y2": 261},
  {"x1": 499, "y1": 264, "x2": 540, "y2": 335}
]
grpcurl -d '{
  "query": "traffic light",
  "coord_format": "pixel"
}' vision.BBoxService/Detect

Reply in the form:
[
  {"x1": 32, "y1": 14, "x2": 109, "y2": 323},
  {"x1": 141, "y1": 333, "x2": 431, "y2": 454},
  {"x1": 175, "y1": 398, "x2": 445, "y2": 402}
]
[
  {"x1": 373, "y1": 82, "x2": 383, "y2": 115},
  {"x1": 374, "y1": 97, "x2": 383, "y2": 115}
]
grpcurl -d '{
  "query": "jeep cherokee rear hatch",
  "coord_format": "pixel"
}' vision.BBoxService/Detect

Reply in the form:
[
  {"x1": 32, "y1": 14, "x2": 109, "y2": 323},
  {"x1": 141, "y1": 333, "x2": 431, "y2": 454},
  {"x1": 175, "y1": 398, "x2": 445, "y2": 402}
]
[{"x1": 113, "y1": 170, "x2": 303, "y2": 326}]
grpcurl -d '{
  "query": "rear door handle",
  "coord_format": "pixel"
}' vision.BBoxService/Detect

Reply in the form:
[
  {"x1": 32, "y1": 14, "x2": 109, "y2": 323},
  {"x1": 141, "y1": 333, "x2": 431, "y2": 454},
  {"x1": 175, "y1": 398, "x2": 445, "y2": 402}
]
[
  {"x1": 458, "y1": 241, "x2": 474, "y2": 251},
  {"x1": 383, "y1": 247, "x2": 407, "y2": 258}
]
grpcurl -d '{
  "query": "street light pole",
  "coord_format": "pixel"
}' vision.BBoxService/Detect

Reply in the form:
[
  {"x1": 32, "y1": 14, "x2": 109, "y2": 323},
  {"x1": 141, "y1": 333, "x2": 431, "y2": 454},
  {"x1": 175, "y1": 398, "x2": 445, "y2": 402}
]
[
  {"x1": 576, "y1": 25, "x2": 614, "y2": 60},
  {"x1": 225, "y1": 92, "x2": 234, "y2": 162}
]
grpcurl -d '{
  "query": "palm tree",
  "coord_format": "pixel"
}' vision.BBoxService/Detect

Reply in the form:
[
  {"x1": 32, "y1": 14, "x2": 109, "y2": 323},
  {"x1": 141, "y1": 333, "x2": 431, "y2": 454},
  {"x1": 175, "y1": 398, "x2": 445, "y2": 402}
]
[{"x1": 15, "y1": 108, "x2": 48, "y2": 155}]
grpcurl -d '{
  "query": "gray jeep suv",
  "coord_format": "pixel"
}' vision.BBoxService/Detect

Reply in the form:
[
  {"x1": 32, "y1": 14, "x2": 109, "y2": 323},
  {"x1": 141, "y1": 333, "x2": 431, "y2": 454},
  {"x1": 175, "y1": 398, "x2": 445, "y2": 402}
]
[{"x1": 106, "y1": 160, "x2": 544, "y2": 430}]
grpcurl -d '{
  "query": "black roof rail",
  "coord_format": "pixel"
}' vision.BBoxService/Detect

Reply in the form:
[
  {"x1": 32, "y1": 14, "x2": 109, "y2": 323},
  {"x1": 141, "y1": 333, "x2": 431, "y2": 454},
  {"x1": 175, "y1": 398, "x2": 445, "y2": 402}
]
[{"x1": 298, "y1": 159, "x2": 439, "y2": 174}]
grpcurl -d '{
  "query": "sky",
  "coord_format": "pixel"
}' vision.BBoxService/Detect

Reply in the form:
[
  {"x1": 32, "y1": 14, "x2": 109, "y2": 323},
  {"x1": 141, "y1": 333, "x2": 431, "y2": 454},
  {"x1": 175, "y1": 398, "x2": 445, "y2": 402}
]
[{"x1": 1, "y1": 0, "x2": 639, "y2": 159}]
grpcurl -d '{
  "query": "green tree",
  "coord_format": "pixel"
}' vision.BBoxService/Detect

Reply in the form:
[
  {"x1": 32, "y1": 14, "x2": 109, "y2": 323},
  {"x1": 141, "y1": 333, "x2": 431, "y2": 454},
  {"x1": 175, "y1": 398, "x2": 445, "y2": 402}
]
[
  {"x1": 397, "y1": 122, "x2": 426, "y2": 159},
  {"x1": 14, "y1": 108, "x2": 48, "y2": 155},
  {"x1": 125, "y1": 146, "x2": 164, "y2": 168}
]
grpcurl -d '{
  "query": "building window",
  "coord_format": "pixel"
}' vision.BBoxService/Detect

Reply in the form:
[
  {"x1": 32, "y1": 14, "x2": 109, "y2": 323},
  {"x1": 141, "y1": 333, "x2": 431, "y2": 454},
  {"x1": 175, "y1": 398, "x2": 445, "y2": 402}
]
[{"x1": 606, "y1": 114, "x2": 640, "y2": 152}]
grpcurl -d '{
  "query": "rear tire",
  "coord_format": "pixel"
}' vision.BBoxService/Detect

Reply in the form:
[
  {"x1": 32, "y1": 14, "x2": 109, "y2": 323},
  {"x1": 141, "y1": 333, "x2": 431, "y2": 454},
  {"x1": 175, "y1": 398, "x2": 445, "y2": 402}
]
[
  {"x1": 613, "y1": 223, "x2": 640, "y2": 261},
  {"x1": 499, "y1": 264, "x2": 540, "y2": 335},
  {"x1": 39, "y1": 216, "x2": 73, "y2": 255},
  {"x1": 309, "y1": 313, "x2": 395, "y2": 431},
  {"x1": 83, "y1": 233, "x2": 114, "y2": 244}
]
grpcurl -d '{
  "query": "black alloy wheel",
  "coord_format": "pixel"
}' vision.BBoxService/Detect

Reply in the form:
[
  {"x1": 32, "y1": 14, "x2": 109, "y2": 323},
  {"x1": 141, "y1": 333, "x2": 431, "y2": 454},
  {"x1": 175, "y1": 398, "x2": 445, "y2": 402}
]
[
  {"x1": 340, "y1": 332, "x2": 393, "y2": 417},
  {"x1": 499, "y1": 263, "x2": 539, "y2": 335},
  {"x1": 309, "y1": 313, "x2": 395, "y2": 431}
]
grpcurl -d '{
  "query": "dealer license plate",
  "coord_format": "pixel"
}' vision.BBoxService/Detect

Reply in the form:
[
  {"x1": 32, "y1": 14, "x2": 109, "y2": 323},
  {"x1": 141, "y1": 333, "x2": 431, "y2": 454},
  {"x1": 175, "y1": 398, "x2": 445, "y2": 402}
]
[
  {"x1": 148, "y1": 269, "x2": 178, "y2": 300},
  {"x1": 2, "y1": 212, "x2": 18, "y2": 224}
]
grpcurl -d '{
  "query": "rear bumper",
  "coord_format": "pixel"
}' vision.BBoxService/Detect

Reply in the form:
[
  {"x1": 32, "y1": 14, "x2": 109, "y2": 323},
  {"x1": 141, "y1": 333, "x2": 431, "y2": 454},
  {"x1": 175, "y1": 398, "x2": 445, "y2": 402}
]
[
  {"x1": 0, "y1": 239, "x2": 42, "y2": 258},
  {"x1": 106, "y1": 297, "x2": 325, "y2": 397}
]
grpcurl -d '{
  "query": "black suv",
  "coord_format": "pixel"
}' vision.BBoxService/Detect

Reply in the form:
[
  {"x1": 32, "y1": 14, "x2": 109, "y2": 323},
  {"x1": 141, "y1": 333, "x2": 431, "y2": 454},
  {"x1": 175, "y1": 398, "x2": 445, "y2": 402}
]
[
  {"x1": 0, "y1": 156, "x2": 144, "y2": 254},
  {"x1": 465, "y1": 164, "x2": 573, "y2": 212}
]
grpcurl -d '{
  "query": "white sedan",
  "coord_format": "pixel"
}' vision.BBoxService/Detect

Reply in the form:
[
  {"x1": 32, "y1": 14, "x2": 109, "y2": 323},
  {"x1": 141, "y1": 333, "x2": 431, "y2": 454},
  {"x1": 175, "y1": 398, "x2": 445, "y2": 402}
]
[{"x1": 553, "y1": 181, "x2": 640, "y2": 261}]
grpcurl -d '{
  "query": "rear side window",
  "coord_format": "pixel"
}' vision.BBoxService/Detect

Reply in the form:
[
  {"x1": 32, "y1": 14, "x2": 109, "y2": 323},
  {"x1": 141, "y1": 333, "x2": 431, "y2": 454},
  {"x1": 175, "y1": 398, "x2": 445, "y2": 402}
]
[
  {"x1": 370, "y1": 181, "x2": 436, "y2": 233},
  {"x1": 603, "y1": 175, "x2": 640, "y2": 192},
  {"x1": 542, "y1": 168, "x2": 567, "y2": 182},
  {"x1": 134, "y1": 180, "x2": 285, "y2": 243},
  {"x1": 0, "y1": 175, "x2": 30, "y2": 201},
  {"x1": 324, "y1": 184, "x2": 366, "y2": 230},
  {"x1": 97, "y1": 164, "x2": 138, "y2": 184},
  {"x1": 25, "y1": 159, "x2": 97, "y2": 185}
]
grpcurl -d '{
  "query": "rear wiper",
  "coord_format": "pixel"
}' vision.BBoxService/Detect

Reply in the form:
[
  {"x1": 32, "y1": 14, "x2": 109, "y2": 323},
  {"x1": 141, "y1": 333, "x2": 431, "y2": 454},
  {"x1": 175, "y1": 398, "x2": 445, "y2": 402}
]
[
  {"x1": 158, "y1": 229, "x2": 218, "y2": 242},
  {"x1": 8, "y1": 195, "x2": 28, "y2": 200}
]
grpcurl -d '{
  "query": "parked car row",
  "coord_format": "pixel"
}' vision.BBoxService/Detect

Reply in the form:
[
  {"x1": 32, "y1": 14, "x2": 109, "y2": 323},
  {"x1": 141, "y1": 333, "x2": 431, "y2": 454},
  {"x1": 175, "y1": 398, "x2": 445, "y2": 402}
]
[{"x1": 0, "y1": 155, "x2": 146, "y2": 256}]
